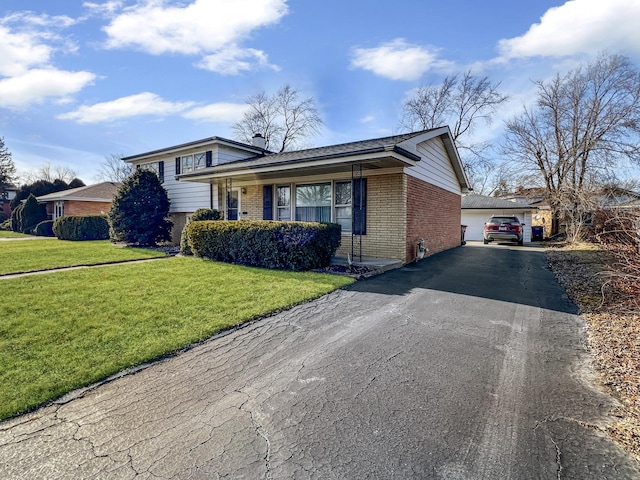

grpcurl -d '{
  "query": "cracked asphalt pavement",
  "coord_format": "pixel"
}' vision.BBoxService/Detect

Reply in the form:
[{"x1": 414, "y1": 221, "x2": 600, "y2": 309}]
[{"x1": 2, "y1": 244, "x2": 639, "y2": 479}]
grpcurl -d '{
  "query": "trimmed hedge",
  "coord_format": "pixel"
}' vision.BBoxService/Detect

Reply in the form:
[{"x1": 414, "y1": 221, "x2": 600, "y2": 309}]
[
  {"x1": 53, "y1": 215, "x2": 110, "y2": 241},
  {"x1": 187, "y1": 220, "x2": 341, "y2": 271},
  {"x1": 34, "y1": 220, "x2": 55, "y2": 237},
  {"x1": 180, "y1": 209, "x2": 223, "y2": 255}
]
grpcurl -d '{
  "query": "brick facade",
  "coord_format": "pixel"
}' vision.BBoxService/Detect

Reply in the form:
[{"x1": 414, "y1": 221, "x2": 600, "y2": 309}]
[
  {"x1": 336, "y1": 173, "x2": 407, "y2": 261},
  {"x1": 208, "y1": 174, "x2": 461, "y2": 263},
  {"x1": 65, "y1": 200, "x2": 112, "y2": 216},
  {"x1": 406, "y1": 175, "x2": 461, "y2": 261}
]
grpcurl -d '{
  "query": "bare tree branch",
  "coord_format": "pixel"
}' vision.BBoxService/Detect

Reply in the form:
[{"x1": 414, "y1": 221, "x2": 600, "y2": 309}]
[
  {"x1": 233, "y1": 85, "x2": 323, "y2": 152},
  {"x1": 95, "y1": 154, "x2": 133, "y2": 183}
]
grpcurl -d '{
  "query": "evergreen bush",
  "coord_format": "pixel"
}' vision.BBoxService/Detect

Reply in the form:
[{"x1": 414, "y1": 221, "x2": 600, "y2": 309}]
[
  {"x1": 20, "y1": 194, "x2": 47, "y2": 233},
  {"x1": 180, "y1": 209, "x2": 223, "y2": 255},
  {"x1": 34, "y1": 220, "x2": 55, "y2": 237},
  {"x1": 10, "y1": 203, "x2": 23, "y2": 232},
  {"x1": 187, "y1": 220, "x2": 341, "y2": 271},
  {"x1": 108, "y1": 169, "x2": 172, "y2": 246},
  {"x1": 53, "y1": 215, "x2": 110, "y2": 241}
]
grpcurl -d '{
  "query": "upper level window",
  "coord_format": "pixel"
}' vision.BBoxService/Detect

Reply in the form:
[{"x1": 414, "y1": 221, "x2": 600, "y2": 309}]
[
  {"x1": 194, "y1": 152, "x2": 206, "y2": 170},
  {"x1": 182, "y1": 155, "x2": 193, "y2": 173},
  {"x1": 140, "y1": 161, "x2": 164, "y2": 183}
]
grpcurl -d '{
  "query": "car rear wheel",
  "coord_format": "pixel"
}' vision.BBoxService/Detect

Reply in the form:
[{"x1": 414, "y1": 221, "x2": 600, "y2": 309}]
[{"x1": 483, "y1": 238, "x2": 489, "y2": 245}]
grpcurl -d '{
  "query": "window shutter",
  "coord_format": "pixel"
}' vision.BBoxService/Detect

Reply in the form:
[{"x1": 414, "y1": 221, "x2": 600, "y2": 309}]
[
  {"x1": 263, "y1": 185, "x2": 274, "y2": 220},
  {"x1": 205, "y1": 150, "x2": 212, "y2": 168},
  {"x1": 158, "y1": 161, "x2": 165, "y2": 183},
  {"x1": 175, "y1": 157, "x2": 181, "y2": 175},
  {"x1": 352, "y1": 178, "x2": 367, "y2": 235}
]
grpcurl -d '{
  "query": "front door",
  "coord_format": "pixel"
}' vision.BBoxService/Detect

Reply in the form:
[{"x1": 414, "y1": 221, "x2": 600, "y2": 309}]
[{"x1": 227, "y1": 189, "x2": 239, "y2": 220}]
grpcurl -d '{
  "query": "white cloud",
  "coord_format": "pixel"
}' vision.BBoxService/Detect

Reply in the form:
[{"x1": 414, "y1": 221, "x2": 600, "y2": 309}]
[
  {"x1": 197, "y1": 45, "x2": 279, "y2": 74},
  {"x1": 58, "y1": 92, "x2": 194, "y2": 123},
  {"x1": 103, "y1": 0, "x2": 287, "y2": 73},
  {"x1": 498, "y1": 0, "x2": 640, "y2": 59},
  {"x1": 183, "y1": 102, "x2": 248, "y2": 122},
  {"x1": 0, "y1": 68, "x2": 96, "y2": 108},
  {"x1": 0, "y1": 26, "x2": 52, "y2": 76},
  {"x1": 351, "y1": 38, "x2": 454, "y2": 81},
  {"x1": 0, "y1": 13, "x2": 94, "y2": 107},
  {"x1": 360, "y1": 115, "x2": 375, "y2": 124}
]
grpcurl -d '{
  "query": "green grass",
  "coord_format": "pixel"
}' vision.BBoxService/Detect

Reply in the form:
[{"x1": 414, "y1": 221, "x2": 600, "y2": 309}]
[
  {"x1": 0, "y1": 239, "x2": 166, "y2": 275},
  {"x1": 0, "y1": 231, "x2": 31, "y2": 238},
  {"x1": 0, "y1": 256, "x2": 354, "y2": 420}
]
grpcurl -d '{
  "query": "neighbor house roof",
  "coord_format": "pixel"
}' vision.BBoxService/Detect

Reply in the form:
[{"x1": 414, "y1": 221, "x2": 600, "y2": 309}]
[
  {"x1": 462, "y1": 194, "x2": 536, "y2": 210},
  {"x1": 35, "y1": 182, "x2": 120, "y2": 203},
  {"x1": 176, "y1": 127, "x2": 470, "y2": 192}
]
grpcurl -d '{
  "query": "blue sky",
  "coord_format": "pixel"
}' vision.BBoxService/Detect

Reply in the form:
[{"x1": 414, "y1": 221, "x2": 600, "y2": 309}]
[{"x1": 2, "y1": 0, "x2": 640, "y2": 183}]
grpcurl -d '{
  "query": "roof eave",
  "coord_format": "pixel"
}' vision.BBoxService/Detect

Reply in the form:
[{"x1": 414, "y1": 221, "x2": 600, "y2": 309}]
[{"x1": 177, "y1": 149, "x2": 418, "y2": 182}]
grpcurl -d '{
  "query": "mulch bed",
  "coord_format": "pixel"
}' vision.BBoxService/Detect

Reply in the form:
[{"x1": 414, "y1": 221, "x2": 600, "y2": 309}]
[{"x1": 547, "y1": 245, "x2": 640, "y2": 462}]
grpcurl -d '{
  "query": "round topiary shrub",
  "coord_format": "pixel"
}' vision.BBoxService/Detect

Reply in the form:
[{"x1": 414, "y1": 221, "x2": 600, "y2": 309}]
[
  {"x1": 34, "y1": 220, "x2": 55, "y2": 237},
  {"x1": 53, "y1": 215, "x2": 110, "y2": 240},
  {"x1": 180, "y1": 209, "x2": 223, "y2": 255}
]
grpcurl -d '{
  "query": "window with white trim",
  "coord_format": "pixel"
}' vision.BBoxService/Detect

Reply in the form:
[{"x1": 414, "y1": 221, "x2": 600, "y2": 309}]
[
  {"x1": 181, "y1": 155, "x2": 193, "y2": 173},
  {"x1": 295, "y1": 183, "x2": 331, "y2": 223},
  {"x1": 334, "y1": 181, "x2": 352, "y2": 233},
  {"x1": 54, "y1": 201, "x2": 64, "y2": 219},
  {"x1": 277, "y1": 185, "x2": 291, "y2": 220},
  {"x1": 194, "y1": 152, "x2": 206, "y2": 170}
]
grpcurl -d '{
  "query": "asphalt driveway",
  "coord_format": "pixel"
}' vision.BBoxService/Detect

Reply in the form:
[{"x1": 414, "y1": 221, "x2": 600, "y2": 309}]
[{"x1": 1, "y1": 244, "x2": 638, "y2": 479}]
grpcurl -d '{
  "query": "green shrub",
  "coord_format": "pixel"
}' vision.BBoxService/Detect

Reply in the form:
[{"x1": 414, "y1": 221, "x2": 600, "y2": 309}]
[
  {"x1": 108, "y1": 169, "x2": 172, "y2": 246},
  {"x1": 53, "y1": 215, "x2": 110, "y2": 241},
  {"x1": 10, "y1": 203, "x2": 23, "y2": 232},
  {"x1": 0, "y1": 218, "x2": 11, "y2": 231},
  {"x1": 20, "y1": 194, "x2": 47, "y2": 233},
  {"x1": 180, "y1": 209, "x2": 223, "y2": 255},
  {"x1": 187, "y1": 220, "x2": 341, "y2": 271},
  {"x1": 34, "y1": 220, "x2": 55, "y2": 237}
]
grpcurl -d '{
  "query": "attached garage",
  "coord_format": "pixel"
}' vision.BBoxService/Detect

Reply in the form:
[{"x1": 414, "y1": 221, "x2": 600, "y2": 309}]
[{"x1": 462, "y1": 194, "x2": 537, "y2": 243}]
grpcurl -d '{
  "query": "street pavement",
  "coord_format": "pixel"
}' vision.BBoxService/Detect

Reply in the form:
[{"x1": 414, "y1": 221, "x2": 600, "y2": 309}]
[{"x1": 1, "y1": 244, "x2": 638, "y2": 479}]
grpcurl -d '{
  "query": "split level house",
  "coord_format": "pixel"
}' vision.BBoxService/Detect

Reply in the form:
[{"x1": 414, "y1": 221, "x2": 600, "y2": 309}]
[{"x1": 123, "y1": 127, "x2": 471, "y2": 264}]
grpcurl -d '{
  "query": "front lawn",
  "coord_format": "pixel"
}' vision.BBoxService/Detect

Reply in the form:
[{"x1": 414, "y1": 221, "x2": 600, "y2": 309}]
[
  {"x1": 0, "y1": 231, "x2": 30, "y2": 238},
  {"x1": 0, "y1": 256, "x2": 353, "y2": 420},
  {"x1": 0, "y1": 239, "x2": 166, "y2": 275}
]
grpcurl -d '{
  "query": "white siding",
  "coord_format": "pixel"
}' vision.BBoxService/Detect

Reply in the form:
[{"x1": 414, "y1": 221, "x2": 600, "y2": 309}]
[
  {"x1": 462, "y1": 210, "x2": 533, "y2": 243},
  {"x1": 404, "y1": 137, "x2": 462, "y2": 195},
  {"x1": 162, "y1": 172, "x2": 210, "y2": 213},
  {"x1": 217, "y1": 145, "x2": 255, "y2": 165}
]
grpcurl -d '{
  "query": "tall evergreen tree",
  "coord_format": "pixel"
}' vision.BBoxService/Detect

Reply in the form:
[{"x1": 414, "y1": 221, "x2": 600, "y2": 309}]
[{"x1": 108, "y1": 169, "x2": 172, "y2": 245}]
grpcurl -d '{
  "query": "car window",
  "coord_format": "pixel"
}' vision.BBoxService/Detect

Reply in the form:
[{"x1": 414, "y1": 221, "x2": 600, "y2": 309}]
[{"x1": 487, "y1": 216, "x2": 520, "y2": 224}]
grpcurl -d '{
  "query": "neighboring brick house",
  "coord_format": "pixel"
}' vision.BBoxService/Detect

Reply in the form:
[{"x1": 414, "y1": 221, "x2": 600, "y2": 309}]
[
  {"x1": 1, "y1": 184, "x2": 17, "y2": 218},
  {"x1": 36, "y1": 182, "x2": 120, "y2": 220},
  {"x1": 123, "y1": 127, "x2": 470, "y2": 263}
]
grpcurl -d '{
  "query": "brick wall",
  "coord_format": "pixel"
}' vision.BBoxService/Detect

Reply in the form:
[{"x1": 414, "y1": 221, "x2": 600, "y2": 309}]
[
  {"x1": 406, "y1": 175, "x2": 461, "y2": 261},
  {"x1": 336, "y1": 173, "x2": 407, "y2": 261},
  {"x1": 239, "y1": 185, "x2": 262, "y2": 220},
  {"x1": 65, "y1": 201, "x2": 112, "y2": 216}
]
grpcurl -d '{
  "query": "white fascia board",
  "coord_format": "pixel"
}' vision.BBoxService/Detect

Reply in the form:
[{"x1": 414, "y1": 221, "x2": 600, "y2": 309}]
[{"x1": 177, "y1": 150, "x2": 418, "y2": 183}]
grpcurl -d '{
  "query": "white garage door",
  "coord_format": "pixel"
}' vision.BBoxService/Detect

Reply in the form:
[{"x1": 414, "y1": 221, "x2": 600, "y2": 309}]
[{"x1": 462, "y1": 211, "x2": 533, "y2": 242}]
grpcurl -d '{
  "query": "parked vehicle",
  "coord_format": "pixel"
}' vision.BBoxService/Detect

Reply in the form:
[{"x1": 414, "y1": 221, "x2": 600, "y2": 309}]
[{"x1": 483, "y1": 215, "x2": 524, "y2": 245}]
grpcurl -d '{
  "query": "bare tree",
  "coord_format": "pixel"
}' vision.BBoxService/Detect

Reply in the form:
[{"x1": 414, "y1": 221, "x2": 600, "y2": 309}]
[
  {"x1": 233, "y1": 85, "x2": 323, "y2": 152},
  {"x1": 400, "y1": 71, "x2": 509, "y2": 193},
  {"x1": 95, "y1": 153, "x2": 133, "y2": 182},
  {"x1": 21, "y1": 162, "x2": 78, "y2": 185},
  {"x1": 503, "y1": 53, "x2": 640, "y2": 237}
]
